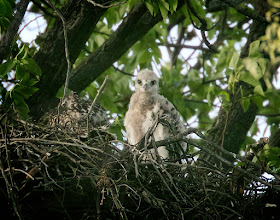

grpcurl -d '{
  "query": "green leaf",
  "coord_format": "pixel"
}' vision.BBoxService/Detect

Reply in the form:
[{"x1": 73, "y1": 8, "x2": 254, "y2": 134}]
[
  {"x1": 16, "y1": 64, "x2": 25, "y2": 80},
  {"x1": 0, "y1": 59, "x2": 16, "y2": 77},
  {"x1": 229, "y1": 52, "x2": 240, "y2": 69},
  {"x1": 216, "y1": 49, "x2": 227, "y2": 72},
  {"x1": 239, "y1": 70, "x2": 260, "y2": 87},
  {"x1": 168, "y1": 0, "x2": 177, "y2": 12},
  {"x1": 14, "y1": 85, "x2": 39, "y2": 99},
  {"x1": 4, "y1": 0, "x2": 12, "y2": 16},
  {"x1": 0, "y1": 17, "x2": 10, "y2": 29},
  {"x1": 21, "y1": 78, "x2": 38, "y2": 87},
  {"x1": 249, "y1": 40, "x2": 260, "y2": 57},
  {"x1": 108, "y1": 116, "x2": 124, "y2": 141},
  {"x1": 12, "y1": 93, "x2": 30, "y2": 120},
  {"x1": 160, "y1": 0, "x2": 169, "y2": 10},
  {"x1": 22, "y1": 58, "x2": 42, "y2": 78},
  {"x1": 0, "y1": 0, "x2": 7, "y2": 16},
  {"x1": 251, "y1": 95, "x2": 263, "y2": 109},
  {"x1": 254, "y1": 85, "x2": 265, "y2": 97},
  {"x1": 145, "y1": 2, "x2": 156, "y2": 16},
  {"x1": 219, "y1": 91, "x2": 230, "y2": 103},
  {"x1": 257, "y1": 58, "x2": 268, "y2": 75},
  {"x1": 16, "y1": 45, "x2": 29, "y2": 60},
  {"x1": 159, "y1": 1, "x2": 169, "y2": 19},
  {"x1": 206, "y1": 85, "x2": 217, "y2": 106},
  {"x1": 243, "y1": 57, "x2": 263, "y2": 80},
  {"x1": 241, "y1": 97, "x2": 250, "y2": 112}
]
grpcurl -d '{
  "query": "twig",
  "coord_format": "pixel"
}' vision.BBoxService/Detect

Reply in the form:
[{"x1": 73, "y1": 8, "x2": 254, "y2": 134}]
[
  {"x1": 157, "y1": 43, "x2": 209, "y2": 51},
  {"x1": 113, "y1": 65, "x2": 134, "y2": 76},
  {"x1": 87, "y1": 75, "x2": 109, "y2": 133},
  {"x1": 87, "y1": 75, "x2": 109, "y2": 117},
  {"x1": 87, "y1": 0, "x2": 128, "y2": 8},
  {"x1": 150, "y1": 160, "x2": 180, "y2": 202},
  {"x1": 46, "y1": 0, "x2": 72, "y2": 108},
  {"x1": 0, "y1": 122, "x2": 22, "y2": 219},
  {"x1": 0, "y1": 137, "x2": 103, "y2": 152},
  {"x1": 12, "y1": 168, "x2": 35, "y2": 180},
  {"x1": 18, "y1": 15, "x2": 44, "y2": 36}
]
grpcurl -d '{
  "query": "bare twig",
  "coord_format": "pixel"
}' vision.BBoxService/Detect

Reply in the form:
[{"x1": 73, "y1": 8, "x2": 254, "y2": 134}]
[
  {"x1": 113, "y1": 65, "x2": 134, "y2": 76},
  {"x1": 87, "y1": 0, "x2": 128, "y2": 8},
  {"x1": 86, "y1": 75, "x2": 109, "y2": 133},
  {"x1": 157, "y1": 43, "x2": 209, "y2": 51},
  {"x1": 46, "y1": 0, "x2": 72, "y2": 108},
  {"x1": 18, "y1": 15, "x2": 44, "y2": 36},
  {"x1": 87, "y1": 75, "x2": 109, "y2": 117}
]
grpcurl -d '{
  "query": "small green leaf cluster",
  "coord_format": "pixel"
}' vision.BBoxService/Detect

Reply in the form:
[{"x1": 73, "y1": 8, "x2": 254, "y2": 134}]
[
  {"x1": 253, "y1": 144, "x2": 280, "y2": 174},
  {"x1": 263, "y1": 146, "x2": 280, "y2": 173},
  {"x1": 222, "y1": 40, "x2": 267, "y2": 112},
  {"x1": 145, "y1": 0, "x2": 178, "y2": 19},
  {"x1": 0, "y1": 45, "x2": 41, "y2": 119}
]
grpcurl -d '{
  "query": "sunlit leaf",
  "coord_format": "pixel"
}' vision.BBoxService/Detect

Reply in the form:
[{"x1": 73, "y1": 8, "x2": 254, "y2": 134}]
[
  {"x1": 239, "y1": 70, "x2": 260, "y2": 87},
  {"x1": 249, "y1": 40, "x2": 261, "y2": 57},
  {"x1": 254, "y1": 85, "x2": 265, "y2": 97},
  {"x1": 159, "y1": 1, "x2": 169, "y2": 19},
  {"x1": 229, "y1": 52, "x2": 240, "y2": 69}
]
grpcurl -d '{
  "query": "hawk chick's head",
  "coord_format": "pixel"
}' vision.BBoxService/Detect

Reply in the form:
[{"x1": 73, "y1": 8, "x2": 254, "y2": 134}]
[{"x1": 135, "y1": 69, "x2": 159, "y2": 94}]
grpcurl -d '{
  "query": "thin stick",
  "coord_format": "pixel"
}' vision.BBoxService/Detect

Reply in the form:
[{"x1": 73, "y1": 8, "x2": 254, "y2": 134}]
[
  {"x1": 46, "y1": 0, "x2": 72, "y2": 109},
  {"x1": 87, "y1": 75, "x2": 109, "y2": 132},
  {"x1": 87, "y1": 0, "x2": 128, "y2": 8},
  {"x1": 87, "y1": 75, "x2": 109, "y2": 116}
]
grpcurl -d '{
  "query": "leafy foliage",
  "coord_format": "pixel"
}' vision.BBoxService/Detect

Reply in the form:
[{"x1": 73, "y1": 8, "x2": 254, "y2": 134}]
[{"x1": 0, "y1": 45, "x2": 41, "y2": 119}]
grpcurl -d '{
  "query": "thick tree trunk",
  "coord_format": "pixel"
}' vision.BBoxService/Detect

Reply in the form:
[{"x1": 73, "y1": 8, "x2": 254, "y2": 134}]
[{"x1": 28, "y1": 0, "x2": 108, "y2": 119}]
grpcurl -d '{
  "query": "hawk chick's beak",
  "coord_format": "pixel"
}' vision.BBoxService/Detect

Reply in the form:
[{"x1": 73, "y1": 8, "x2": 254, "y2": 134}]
[{"x1": 143, "y1": 84, "x2": 148, "y2": 91}]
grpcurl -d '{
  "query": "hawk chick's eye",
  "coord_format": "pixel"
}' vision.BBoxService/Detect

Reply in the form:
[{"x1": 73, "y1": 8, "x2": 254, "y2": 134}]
[
  {"x1": 151, "y1": 80, "x2": 156, "y2": 86},
  {"x1": 137, "y1": 79, "x2": 142, "y2": 85}
]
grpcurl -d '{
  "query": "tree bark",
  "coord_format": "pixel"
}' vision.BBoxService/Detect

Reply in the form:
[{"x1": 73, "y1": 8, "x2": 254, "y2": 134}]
[{"x1": 28, "y1": 0, "x2": 108, "y2": 119}]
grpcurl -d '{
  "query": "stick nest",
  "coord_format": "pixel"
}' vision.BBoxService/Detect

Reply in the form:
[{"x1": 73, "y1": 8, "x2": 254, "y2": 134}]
[{"x1": 0, "y1": 117, "x2": 279, "y2": 220}]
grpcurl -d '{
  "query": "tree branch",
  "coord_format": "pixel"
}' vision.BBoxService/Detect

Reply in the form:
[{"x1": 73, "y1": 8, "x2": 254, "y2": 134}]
[
  {"x1": 68, "y1": 3, "x2": 163, "y2": 92},
  {"x1": 0, "y1": 0, "x2": 29, "y2": 62},
  {"x1": 158, "y1": 43, "x2": 209, "y2": 51},
  {"x1": 87, "y1": 0, "x2": 128, "y2": 8},
  {"x1": 224, "y1": 0, "x2": 266, "y2": 22}
]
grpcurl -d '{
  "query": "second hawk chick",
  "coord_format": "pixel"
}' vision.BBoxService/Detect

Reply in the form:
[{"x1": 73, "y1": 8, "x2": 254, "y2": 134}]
[{"x1": 124, "y1": 69, "x2": 185, "y2": 160}]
